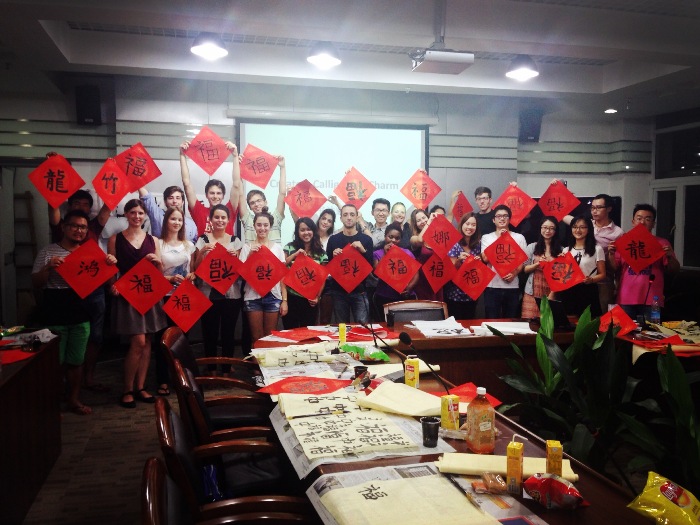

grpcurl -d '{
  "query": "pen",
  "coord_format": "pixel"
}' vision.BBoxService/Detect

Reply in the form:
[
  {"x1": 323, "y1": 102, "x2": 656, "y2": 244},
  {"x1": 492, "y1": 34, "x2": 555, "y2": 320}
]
[
  {"x1": 337, "y1": 364, "x2": 348, "y2": 378},
  {"x1": 290, "y1": 410, "x2": 350, "y2": 419},
  {"x1": 442, "y1": 472, "x2": 484, "y2": 514}
]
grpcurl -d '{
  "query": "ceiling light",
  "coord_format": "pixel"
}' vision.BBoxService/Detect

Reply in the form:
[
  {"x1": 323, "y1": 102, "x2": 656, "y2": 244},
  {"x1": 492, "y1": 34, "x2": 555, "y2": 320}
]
[
  {"x1": 505, "y1": 55, "x2": 539, "y2": 81},
  {"x1": 191, "y1": 32, "x2": 228, "y2": 61},
  {"x1": 604, "y1": 108, "x2": 618, "y2": 114},
  {"x1": 307, "y1": 41, "x2": 341, "y2": 69}
]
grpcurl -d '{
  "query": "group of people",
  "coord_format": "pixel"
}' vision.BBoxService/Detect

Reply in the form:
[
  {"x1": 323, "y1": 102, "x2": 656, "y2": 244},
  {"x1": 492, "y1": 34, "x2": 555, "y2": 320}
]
[{"x1": 32, "y1": 146, "x2": 679, "y2": 413}]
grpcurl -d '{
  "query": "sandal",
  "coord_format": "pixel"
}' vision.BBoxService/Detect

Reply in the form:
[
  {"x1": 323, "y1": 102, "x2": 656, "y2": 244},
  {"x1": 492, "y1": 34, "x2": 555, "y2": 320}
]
[
  {"x1": 120, "y1": 391, "x2": 136, "y2": 409},
  {"x1": 157, "y1": 385, "x2": 170, "y2": 396},
  {"x1": 136, "y1": 388, "x2": 156, "y2": 404},
  {"x1": 67, "y1": 403, "x2": 92, "y2": 416}
]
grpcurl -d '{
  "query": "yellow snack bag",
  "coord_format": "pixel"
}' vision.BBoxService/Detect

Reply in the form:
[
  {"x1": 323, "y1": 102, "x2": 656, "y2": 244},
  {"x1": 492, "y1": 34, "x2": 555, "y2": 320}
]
[{"x1": 628, "y1": 472, "x2": 700, "y2": 524}]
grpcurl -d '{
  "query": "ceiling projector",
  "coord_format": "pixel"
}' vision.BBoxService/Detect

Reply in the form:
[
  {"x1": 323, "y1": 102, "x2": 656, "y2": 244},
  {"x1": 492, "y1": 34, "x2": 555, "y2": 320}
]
[{"x1": 411, "y1": 49, "x2": 475, "y2": 74}]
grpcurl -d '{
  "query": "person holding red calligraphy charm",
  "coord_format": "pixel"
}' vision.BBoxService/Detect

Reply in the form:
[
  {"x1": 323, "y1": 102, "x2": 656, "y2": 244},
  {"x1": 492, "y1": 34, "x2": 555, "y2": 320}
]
[
  {"x1": 522, "y1": 216, "x2": 562, "y2": 319},
  {"x1": 193, "y1": 204, "x2": 244, "y2": 373},
  {"x1": 373, "y1": 222, "x2": 419, "y2": 320},
  {"x1": 240, "y1": 207, "x2": 287, "y2": 342},
  {"x1": 316, "y1": 208, "x2": 336, "y2": 325},
  {"x1": 108, "y1": 199, "x2": 167, "y2": 409},
  {"x1": 155, "y1": 207, "x2": 196, "y2": 394},
  {"x1": 551, "y1": 216, "x2": 605, "y2": 317},
  {"x1": 444, "y1": 213, "x2": 482, "y2": 319},
  {"x1": 283, "y1": 217, "x2": 328, "y2": 328},
  {"x1": 409, "y1": 209, "x2": 442, "y2": 301}
]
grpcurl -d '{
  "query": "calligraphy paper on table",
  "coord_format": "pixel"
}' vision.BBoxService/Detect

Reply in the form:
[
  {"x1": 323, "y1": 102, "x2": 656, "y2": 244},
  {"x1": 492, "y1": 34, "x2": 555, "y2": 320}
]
[
  {"x1": 240, "y1": 144, "x2": 279, "y2": 188},
  {"x1": 184, "y1": 126, "x2": 230, "y2": 176},
  {"x1": 451, "y1": 192, "x2": 473, "y2": 222},
  {"x1": 598, "y1": 305, "x2": 636, "y2": 336},
  {"x1": 538, "y1": 180, "x2": 580, "y2": 221},
  {"x1": 483, "y1": 232, "x2": 527, "y2": 278},
  {"x1": 162, "y1": 279, "x2": 212, "y2": 333},
  {"x1": 373, "y1": 245, "x2": 421, "y2": 294},
  {"x1": 28, "y1": 154, "x2": 85, "y2": 208},
  {"x1": 284, "y1": 179, "x2": 326, "y2": 218},
  {"x1": 114, "y1": 258, "x2": 171, "y2": 315},
  {"x1": 91, "y1": 158, "x2": 131, "y2": 210},
  {"x1": 400, "y1": 169, "x2": 441, "y2": 210},
  {"x1": 284, "y1": 252, "x2": 328, "y2": 301},
  {"x1": 55, "y1": 239, "x2": 117, "y2": 299},
  {"x1": 421, "y1": 252, "x2": 456, "y2": 294},
  {"x1": 492, "y1": 186, "x2": 536, "y2": 227},
  {"x1": 334, "y1": 167, "x2": 376, "y2": 209},
  {"x1": 275, "y1": 388, "x2": 357, "y2": 412},
  {"x1": 114, "y1": 142, "x2": 162, "y2": 191},
  {"x1": 326, "y1": 245, "x2": 373, "y2": 293},
  {"x1": 238, "y1": 245, "x2": 288, "y2": 297},
  {"x1": 420, "y1": 214, "x2": 460, "y2": 259},
  {"x1": 543, "y1": 251, "x2": 585, "y2": 292},
  {"x1": 451, "y1": 256, "x2": 495, "y2": 300},
  {"x1": 615, "y1": 224, "x2": 665, "y2": 274},
  {"x1": 194, "y1": 243, "x2": 241, "y2": 295}
]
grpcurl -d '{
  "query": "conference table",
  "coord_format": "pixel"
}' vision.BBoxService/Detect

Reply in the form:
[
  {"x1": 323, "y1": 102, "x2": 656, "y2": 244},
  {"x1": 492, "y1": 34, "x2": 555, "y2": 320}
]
[{"x1": 255, "y1": 334, "x2": 647, "y2": 525}]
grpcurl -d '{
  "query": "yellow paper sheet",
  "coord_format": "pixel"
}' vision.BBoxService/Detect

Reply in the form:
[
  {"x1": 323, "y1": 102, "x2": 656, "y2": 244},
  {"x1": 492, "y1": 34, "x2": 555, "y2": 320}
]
[
  {"x1": 321, "y1": 475, "x2": 499, "y2": 525},
  {"x1": 436, "y1": 452, "x2": 578, "y2": 482},
  {"x1": 278, "y1": 390, "x2": 363, "y2": 419},
  {"x1": 357, "y1": 381, "x2": 441, "y2": 417}
]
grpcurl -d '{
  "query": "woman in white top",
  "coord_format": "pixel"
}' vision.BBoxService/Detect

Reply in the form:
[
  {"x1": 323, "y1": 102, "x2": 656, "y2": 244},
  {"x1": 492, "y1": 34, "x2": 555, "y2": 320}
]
[
  {"x1": 156, "y1": 207, "x2": 196, "y2": 394},
  {"x1": 239, "y1": 207, "x2": 287, "y2": 343},
  {"x1": 193, "y1": 204, "x2": 243, "y2": 373},
  {"x1": 552, "y1": 215, "x2": 605, "y2": 318}
]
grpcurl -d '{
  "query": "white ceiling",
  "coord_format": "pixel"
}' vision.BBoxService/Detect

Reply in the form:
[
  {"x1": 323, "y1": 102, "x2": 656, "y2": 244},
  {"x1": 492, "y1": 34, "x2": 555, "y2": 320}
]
[{"x1": 2, "y1": 0, "x2": 700, "y2": 119}]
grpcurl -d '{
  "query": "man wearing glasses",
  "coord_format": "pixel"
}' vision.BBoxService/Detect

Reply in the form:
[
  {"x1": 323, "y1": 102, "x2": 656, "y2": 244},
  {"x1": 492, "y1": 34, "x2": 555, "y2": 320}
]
[
  {"x1": 32, "y1": 210, "x2": 118, "y2": 415},
  {"x1": 480, "y1": 204, "x2": 527, "y2": 318}
]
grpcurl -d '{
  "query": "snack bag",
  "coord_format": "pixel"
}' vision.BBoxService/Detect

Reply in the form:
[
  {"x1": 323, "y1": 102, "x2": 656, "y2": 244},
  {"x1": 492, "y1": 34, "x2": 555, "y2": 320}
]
[
  {"x1": 628, "y1": 472, "x2": 700, "y2": 524},
  {"x1": 523, "y1": 473, "x2": 587, "y2": 509}
]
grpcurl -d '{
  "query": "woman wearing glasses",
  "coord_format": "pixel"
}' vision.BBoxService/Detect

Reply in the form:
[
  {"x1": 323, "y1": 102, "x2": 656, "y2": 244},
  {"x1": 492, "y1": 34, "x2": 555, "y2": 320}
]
[{"x1": 522, "y1": 216, "x2": 562, "y2": 318}]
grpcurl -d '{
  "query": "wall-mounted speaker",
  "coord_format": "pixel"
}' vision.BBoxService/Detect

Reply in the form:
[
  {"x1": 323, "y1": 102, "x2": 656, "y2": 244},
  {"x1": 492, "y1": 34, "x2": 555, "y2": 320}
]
[
  {"x1": 518, "y1": 108, "x2": 544, "y2": 143},
  {"x1": 75, "y1": 85, "x2": 102, "y2": 126}
]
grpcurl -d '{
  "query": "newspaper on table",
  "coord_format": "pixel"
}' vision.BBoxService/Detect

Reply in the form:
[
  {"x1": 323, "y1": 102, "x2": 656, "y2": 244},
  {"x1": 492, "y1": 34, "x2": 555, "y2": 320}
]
[
  {"x1": 269, "y1": 405, "x2": 455, "y2": 479},
  {"x1": 307, "y1": 463, "x2": 548, "y2": 525},
  {"x1": 410, "y1": 317, "x2": 474, "y2": 338}
]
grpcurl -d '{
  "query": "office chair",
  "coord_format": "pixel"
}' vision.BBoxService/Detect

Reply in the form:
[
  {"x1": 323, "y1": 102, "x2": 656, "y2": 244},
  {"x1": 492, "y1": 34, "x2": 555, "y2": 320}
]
[{"x1": 383, "y1": 299, "x2": 448, "y2": 324}]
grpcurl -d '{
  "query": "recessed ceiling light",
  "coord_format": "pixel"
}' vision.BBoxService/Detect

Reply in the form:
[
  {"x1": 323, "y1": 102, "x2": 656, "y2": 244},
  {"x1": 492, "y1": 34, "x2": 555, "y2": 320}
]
[
  {"x1": 307, "y1": 41, "x2": 341, "y2": 69},
  {"x1": 604, "y1": 108, "x2": 617, "y2": 114},
  {"x1": 505, "y1": 55, "x2": 539, "y2": 81},
  {"x1": 191, "y1": 33, "x2": 228, "y2": 61}
]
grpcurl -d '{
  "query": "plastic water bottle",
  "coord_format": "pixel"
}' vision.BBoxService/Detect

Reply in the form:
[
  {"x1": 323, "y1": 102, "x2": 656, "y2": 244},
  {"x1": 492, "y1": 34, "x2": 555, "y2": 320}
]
[
  {"x1": 466, "y1": 387, "x2": 495, "y2": 454},
  {"x1": 650, "y1": 296, "x2": 661, "y2": 324}
]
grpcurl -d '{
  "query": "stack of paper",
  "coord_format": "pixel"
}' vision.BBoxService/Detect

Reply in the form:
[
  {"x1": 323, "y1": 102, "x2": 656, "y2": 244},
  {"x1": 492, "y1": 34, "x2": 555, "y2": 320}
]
[
  {"x1": 471, "y1": 322, "x2": 536, "y2": 336},
  {"x1": 357, "y1": 381, "x2": 441, "y2": 417},
  {"x1": 411, "y1": 317, "x2": 472, "y2": 338}
]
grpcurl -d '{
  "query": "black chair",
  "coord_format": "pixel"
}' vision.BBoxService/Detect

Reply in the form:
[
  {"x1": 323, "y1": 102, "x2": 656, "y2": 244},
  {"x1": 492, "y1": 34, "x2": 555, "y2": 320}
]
[
  {"x1": 383, "y1": 299, "x2": 448, "y2": 323},
  {"x1": 154, "y1": 398, "x2": 311, "y2": 523}
]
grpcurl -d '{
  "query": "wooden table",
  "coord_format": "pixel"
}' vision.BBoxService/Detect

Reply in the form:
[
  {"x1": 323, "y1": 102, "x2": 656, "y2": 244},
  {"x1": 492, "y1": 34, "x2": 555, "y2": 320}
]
[{"x1": 0, "y1": 339, "x2": 62, "y2": 525}]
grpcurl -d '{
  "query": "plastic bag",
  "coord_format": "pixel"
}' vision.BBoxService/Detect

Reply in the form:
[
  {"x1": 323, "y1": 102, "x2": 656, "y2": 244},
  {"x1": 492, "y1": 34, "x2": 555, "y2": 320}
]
[{"x1": 628, "y1": 471, "x2": 699, "y2": 525}]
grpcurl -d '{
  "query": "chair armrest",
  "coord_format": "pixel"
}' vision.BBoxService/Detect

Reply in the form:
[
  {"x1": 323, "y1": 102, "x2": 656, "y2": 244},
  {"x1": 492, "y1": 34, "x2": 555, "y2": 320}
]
[
  {"x1": 195, "y1": 377, "x2": 261, "y2": 393},
  {"x1": 210, "y1": 426, "x2": 275, "y2": 441},
  {"x1": 203, "y1": 394, "x2": 270, "y2": 407},
  {"x1": 199, "y1": 495, "x2": 315, "y2": 522},
  {"x1": 193, "y1": 439, "x2": 277, "y2": 459},
  {"x1": 195, "y1": 357, "x2": 261, "y2": 371}
]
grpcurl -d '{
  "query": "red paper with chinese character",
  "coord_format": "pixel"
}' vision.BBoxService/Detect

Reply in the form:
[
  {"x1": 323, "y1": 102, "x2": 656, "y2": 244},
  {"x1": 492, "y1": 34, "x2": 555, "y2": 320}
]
[
  {"x1": 420, "y1": 214, "x2": 461, "y2": 259},
  {"x1": 598, "y1": 305, "x2": 636, "y2": 337},
  {"x1": 55, "y1": 239, "x2": 117, "y2": 299},
  {"x1": 451, "y1": 256, "x2": 495, "y2": 300},
  {"x1": 114, "y1": 258, "x2": 171, "y2": 315},
  {"x1": 284, "y1": 252, "x2": 329, "y2": 301},
  {"x1": 284, "y1": 179, "x2": 326, "y2": 218},
  {"x1": 543, "y1": 251, "x2": 586, "y2": 292},
  {"x1": 616, "y1": 224, "x2": 666, "y2": 275},
  {"x1": 28, "y1": 154, "x2": 86, "y2": 208},
  {"x1": 326, "y1": 245, "x2": 373, "y2": 293},
  {"x1": 238, "y1": 245, "x2": 289, "y2": 297},
  {"x1": 483, "y1": 231, "x2": 528, "y2": 278},
  {"x1": 452, "y1": 192, "x2": 474, "y2": 223},
  {"x1": 538, "y1": 181, "x2": 580, "y2": 221},
  {"x1": 493, "y1": 186, "x2": 537, "y2": 227},
  {"x1": 421, "y1": 252, "x2": 456, "y2": 294},
  {"x1": 240, "y1": 144, "x2": 279, "y2": 188},
  {"x1": 333, "y1": 167, "x2": 376, "y2": 209},
  {"x1": 373, "y1": 245, "x2": 421, "y2": 294},
  {"x1": 194, "y1": 243, "x2": 242, "y2": 296},
  {"x1": 114, "y1": 142, "x2": 162, "y2": 191},
  {"x1": 400, "y1": 169, "x2": 442, "y2": 210},
  {"x1": 257, "y1": 376, "x2": 351, "y2": 395},
  {"x1": 91, "y1": 158, "x2": 132, "y2": 210},
  {"x1": 184, "y1": 127, "x2": 230, "y2": 177},
  {"x1": 162, "y1": 279, "x2": 212, "y2": 333}
]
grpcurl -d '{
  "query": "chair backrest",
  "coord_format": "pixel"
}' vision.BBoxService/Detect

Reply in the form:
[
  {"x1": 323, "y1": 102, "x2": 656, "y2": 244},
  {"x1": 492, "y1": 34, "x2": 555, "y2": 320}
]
[
  {"x1": 383, "y1": 300, "x2": 448, "y2": 323},
  {"x1": 172, "y1": 359, "x2": 215, "y2": 445},
  {"x1": 141, "y1": 456, "x2": 189, "y2": 525},
  {"x1": 161, "y1": 326, "x2": 201, "y2": 379},
  {"x1": 154, "y1": 397, "x2": 207, "y2": 519}
]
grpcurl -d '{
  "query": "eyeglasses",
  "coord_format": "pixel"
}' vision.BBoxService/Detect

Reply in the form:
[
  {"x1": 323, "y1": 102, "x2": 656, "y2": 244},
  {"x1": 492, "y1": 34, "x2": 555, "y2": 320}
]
[
  {"x1": 248, "y1": 198, "x2": 265, "y2": 206},
  {"x1": 572, "y1": 225, "x2": 588, "y2": 230},
  {"x1": 541, "y1": 226, "x2": 556, "y2": 231},
  {"x1": 494, "y1": 214, "x2": 510, "y2": 219},
  {"x1": 476, "y1": 196, "x2": 491, "y2": 202},
  {"x1": 590, "y1": 205, "x2": 608, "y2": 211},
  {"x1": 633, "y1": 216, "x2": 655, "y2": 223},
  {"x1": 66, "y1": 223, "x2": 88, "y2": 231}
]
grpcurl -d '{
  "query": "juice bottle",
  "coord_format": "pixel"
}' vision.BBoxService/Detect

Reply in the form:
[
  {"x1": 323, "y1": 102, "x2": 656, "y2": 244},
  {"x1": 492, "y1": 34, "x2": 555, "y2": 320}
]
[{"x1": 466, "y1": 387, "x2": 495, "y2": 454}]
